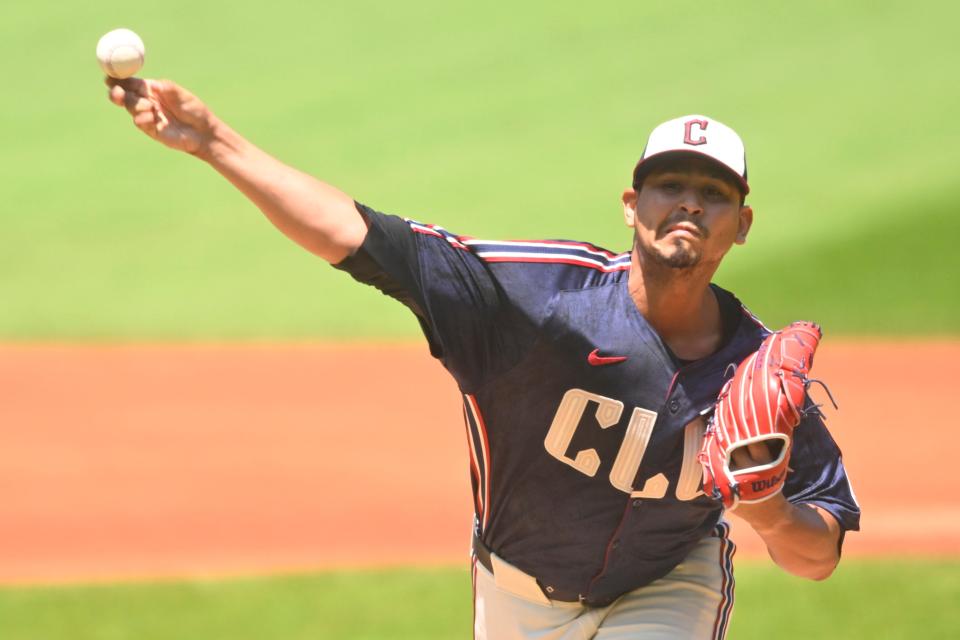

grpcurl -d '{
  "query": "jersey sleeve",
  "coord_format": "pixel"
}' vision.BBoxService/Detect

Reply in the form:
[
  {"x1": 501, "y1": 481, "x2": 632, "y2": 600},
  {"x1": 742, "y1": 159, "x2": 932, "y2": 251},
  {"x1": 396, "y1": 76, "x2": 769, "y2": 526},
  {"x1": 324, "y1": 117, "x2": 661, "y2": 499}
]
[
  {"x1": 782, "y1": 410, "x2": 862, "y2": 540},
  {"x1": 332, "y1": 202, "x2": 537, "y2": 391}
]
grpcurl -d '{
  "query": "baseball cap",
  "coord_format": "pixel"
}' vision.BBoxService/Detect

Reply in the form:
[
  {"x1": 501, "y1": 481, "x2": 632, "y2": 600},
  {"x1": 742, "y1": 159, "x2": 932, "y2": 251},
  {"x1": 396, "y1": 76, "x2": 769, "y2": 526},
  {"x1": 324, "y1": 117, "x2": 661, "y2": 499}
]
[{"x1": 633, "y1": 115, "x2": 749, "y2": 195}]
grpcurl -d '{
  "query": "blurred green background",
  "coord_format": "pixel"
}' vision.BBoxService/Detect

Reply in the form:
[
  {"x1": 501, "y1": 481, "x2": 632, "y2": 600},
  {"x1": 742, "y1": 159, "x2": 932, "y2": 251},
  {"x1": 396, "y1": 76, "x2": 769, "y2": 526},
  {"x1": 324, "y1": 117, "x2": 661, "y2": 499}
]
[{"x1": 1, "y1": 0, "x2": 957, "y2": 340}]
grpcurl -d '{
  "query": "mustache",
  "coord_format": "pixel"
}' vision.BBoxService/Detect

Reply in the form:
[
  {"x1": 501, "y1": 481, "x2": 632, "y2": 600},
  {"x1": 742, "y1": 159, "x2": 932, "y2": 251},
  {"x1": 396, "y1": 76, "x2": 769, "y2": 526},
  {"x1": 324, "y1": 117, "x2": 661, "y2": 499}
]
[{"x1": 657, "y1": 214, "x2": 709, "y2": 239}]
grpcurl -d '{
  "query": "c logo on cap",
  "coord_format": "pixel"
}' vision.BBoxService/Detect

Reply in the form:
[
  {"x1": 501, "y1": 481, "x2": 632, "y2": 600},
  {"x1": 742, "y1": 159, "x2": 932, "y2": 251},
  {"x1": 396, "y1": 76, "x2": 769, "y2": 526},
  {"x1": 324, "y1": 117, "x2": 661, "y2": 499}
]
[{"x1": 683, "y1": 119, "x2": 709, "y2": 146}]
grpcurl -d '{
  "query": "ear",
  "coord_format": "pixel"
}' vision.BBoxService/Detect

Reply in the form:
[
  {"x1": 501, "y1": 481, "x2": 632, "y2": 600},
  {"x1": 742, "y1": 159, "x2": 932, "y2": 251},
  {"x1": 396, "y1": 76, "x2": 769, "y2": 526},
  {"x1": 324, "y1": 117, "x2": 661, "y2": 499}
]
[
  {"x1": 735, "y1": 205, "x2": 753, "y2": 244},
  {"x1": 622, "y1": 189, "x2": 638, "y2": 227}
]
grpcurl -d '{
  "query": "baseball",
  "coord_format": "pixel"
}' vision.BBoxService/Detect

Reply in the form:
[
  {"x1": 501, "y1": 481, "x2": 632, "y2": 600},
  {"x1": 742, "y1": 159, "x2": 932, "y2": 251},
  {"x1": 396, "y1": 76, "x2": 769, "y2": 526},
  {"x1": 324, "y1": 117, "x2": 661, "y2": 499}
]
[{"x1": 96, "y1": 28, "x2": 145, "y2": 79}]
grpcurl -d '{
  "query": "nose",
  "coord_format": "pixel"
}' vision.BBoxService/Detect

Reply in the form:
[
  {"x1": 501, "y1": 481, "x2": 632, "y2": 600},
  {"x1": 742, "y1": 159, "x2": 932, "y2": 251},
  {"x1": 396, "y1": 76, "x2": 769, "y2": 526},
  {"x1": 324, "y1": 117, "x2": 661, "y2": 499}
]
[{"x1": 678, "y1": 188, "x2": 704, "y2": 215}]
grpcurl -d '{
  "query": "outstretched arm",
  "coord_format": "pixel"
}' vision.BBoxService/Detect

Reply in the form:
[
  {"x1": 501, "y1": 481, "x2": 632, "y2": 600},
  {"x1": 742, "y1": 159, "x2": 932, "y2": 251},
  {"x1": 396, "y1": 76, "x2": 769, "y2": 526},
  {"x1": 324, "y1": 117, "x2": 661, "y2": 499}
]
[{"x1": 106, "y1": 77, "x2": 367, "y2": 264}]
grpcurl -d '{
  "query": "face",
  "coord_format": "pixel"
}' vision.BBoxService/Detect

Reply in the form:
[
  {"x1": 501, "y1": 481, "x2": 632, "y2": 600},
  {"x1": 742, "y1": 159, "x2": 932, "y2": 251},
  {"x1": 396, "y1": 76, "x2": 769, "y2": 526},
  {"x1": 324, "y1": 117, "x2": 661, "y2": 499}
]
[{"x1": 622, "y1": 156, "x2": 753, "y2": 271}]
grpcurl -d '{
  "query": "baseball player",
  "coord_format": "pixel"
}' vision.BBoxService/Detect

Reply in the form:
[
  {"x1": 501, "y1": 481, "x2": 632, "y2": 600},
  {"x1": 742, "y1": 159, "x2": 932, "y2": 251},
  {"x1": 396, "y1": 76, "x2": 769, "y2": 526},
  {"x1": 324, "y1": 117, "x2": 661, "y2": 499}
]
[{"x1": 107, "y1": 76, "x2": 860, "y2": 639}]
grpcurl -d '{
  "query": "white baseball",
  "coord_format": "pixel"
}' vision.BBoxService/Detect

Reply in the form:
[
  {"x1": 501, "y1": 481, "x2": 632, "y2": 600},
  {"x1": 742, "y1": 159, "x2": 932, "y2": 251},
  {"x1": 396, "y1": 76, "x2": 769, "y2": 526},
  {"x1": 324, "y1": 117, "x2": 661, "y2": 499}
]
[{"x1": 96, "y1": 28, "x2": 145, "y2": 79}]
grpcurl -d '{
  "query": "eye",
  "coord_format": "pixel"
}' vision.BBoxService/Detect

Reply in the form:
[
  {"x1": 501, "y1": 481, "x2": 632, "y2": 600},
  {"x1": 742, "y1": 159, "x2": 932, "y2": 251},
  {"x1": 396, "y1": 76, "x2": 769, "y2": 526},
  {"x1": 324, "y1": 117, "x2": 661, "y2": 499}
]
[
  {"x1": 703, "y1": 184, "x2": 730, "y2": 202},
  {"x1": 660, "y1": 181, "x2": 682, "y2": 193}
]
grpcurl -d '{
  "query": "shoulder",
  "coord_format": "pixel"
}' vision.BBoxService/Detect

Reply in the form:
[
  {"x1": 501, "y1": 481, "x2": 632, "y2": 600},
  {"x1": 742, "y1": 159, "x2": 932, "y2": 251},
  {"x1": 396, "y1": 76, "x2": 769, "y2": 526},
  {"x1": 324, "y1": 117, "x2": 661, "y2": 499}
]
[
  {"x1": 356, "y1": 201, "x2": 631, "y2": 303},
  {"x1": 401, "y1": 219, "x2": 632, "y2": 276},
  {"x1": 465, "y1": 238, "x2": 632, "y2": 318},
  {"x1": 462, "y1": 237, "x2": 630, "y2": 273},
  {"x1": 402, "y1": 217, "x2": 631, "y2": 291},
  {"x1": 357, "y1": 202, "x2": 630, "y2": 273}
]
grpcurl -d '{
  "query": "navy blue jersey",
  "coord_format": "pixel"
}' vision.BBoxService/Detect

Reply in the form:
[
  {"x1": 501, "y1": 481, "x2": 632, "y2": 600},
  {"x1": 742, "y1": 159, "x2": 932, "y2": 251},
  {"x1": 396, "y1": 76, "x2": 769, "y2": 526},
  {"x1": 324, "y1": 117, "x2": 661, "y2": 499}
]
[{"x1": 334, "y1": 203, "x2": 861, "y2": 606}]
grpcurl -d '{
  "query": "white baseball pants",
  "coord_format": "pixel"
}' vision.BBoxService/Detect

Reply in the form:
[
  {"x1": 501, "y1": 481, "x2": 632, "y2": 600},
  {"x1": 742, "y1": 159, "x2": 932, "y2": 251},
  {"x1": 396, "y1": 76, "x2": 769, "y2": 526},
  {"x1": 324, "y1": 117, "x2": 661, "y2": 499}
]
[{"x1": 472, "y1": 535, "x2": 735, "y2": 640}]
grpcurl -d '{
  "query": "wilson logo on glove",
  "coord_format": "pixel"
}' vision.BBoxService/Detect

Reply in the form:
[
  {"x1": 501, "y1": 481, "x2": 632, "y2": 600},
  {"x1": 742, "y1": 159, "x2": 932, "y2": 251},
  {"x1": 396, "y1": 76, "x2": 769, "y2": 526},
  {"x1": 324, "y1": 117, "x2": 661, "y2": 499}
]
[{"x1": 751, "y1": 471, "x2": 786, "y2": 493}]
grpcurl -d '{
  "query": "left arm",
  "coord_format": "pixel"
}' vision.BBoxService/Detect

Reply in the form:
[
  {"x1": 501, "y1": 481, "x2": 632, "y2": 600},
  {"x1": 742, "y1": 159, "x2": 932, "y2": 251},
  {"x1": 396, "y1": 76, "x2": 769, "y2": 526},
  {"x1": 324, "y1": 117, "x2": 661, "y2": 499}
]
[
  {"x1": 734, "y1": 495, "x2": 841, "y2": 580},
  {"x1": 700, "y1": 322, "x2": 856, "y2": 580},
  {"x1": 700, "y1": 322, "x2": 859, "y2": 579},
  {"x1": 726, "y1": 440, "x2": 842, "y2": 580}
]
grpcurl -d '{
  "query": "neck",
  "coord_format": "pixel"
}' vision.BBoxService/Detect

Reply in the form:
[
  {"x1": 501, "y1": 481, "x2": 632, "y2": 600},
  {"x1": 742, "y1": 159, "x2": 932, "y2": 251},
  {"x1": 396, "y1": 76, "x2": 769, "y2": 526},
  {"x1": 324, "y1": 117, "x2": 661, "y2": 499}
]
[{"x1": 627, "y1": 249, "x2": 723, "y2": 361}]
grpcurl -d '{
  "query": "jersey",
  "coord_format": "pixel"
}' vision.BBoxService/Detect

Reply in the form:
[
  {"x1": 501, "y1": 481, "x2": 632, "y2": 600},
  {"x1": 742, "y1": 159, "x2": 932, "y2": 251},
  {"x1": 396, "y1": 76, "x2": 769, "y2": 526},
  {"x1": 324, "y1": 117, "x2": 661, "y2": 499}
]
[{"x1": 334, "y1": 202, "x2": 861, "y2": 607}]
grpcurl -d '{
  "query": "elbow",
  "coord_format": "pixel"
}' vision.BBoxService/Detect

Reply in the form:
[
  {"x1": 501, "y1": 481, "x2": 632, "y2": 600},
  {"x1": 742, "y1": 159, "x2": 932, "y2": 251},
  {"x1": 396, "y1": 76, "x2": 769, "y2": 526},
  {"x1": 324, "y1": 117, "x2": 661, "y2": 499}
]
[
  {"x1": 807, "y1": 562, "x2": 838, "y2": 582},
  {"x1": 770, "y1": 546, "x2": 840, "y2": 581},
  {"x1": 791, "y1": 555, "x2": 840, "y2": 581}
]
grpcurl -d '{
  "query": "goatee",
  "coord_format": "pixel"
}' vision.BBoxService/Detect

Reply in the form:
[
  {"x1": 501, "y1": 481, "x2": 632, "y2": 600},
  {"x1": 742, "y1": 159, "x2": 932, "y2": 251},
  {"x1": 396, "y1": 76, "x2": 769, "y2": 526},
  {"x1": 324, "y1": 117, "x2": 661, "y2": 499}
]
[
  {"x1": 652, "y1": 246, "x2": 700, "y2": 269},
  {"x1": 635, "y1": 230, "x2": 701, "y2": 269}
]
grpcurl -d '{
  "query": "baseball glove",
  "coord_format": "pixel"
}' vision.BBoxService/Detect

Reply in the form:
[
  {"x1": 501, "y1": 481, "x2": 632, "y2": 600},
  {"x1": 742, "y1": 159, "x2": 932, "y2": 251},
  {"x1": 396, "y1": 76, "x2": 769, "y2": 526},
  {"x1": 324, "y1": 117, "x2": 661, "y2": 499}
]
[{"x1": 699, "y1": 321, "x2": 823, "y2": 510}]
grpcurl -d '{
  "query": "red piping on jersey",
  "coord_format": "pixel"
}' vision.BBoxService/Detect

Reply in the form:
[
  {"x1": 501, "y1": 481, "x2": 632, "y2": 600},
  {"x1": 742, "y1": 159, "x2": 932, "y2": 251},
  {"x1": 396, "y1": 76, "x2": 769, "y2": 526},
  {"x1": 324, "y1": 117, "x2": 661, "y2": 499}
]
[
  {"x1": 409, "y1": 225, "x2": 443, "y2": 237},
  {"x1": 409, "y1": 225, "x2": 469, "y2": 250},
  {"x1": 532, "y1": 239, "x2": 623, "y2": 259},
  {"x1": 465, "y1": 238, "x2": 626, "y2": 260},
  {"x1": 664, "y1": 369, "x2": 681, "y2": 401},
  {"x1": 739, "y1": 304, "x2": 769, "y2": 332},
  {"x1": 585, "y1": 498, "x2": 635, "y2": 599},
  {"x1": 462, "y1": 405, "x2": 484, "y2": 517},
  {"x1": 480, "y1": 256, "x2": 631, "y2": 273},
  {"x1": 466, "y1": 394, "x2": 493, "y2": 531}
]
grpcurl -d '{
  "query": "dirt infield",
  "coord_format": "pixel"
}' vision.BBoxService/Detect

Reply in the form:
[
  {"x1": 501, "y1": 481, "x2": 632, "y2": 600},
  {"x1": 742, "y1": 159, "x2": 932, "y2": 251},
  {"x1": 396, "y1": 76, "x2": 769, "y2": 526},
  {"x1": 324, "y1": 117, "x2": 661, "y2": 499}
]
[{"x1": 1, "y1": 341, "x2": 957, "y2": 584}]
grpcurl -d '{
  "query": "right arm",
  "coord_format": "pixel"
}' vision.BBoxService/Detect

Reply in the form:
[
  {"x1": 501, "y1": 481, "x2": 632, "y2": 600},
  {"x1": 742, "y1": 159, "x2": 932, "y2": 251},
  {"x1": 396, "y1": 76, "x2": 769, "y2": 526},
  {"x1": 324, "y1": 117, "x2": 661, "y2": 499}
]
[{"x1": 107, "y1": 77, "x2": 367, "y2": 264}]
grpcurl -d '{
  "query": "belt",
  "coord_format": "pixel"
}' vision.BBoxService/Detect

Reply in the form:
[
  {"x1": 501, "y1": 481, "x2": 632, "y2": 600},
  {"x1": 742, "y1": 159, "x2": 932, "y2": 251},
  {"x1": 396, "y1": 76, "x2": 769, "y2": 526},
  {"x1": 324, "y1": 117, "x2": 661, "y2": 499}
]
[
  {"x1": 472, "y1": 532, "x2": 582, "y2": 604},
  {"x1": 472, "y1": 531, "x2": 495, "y2": 574}
]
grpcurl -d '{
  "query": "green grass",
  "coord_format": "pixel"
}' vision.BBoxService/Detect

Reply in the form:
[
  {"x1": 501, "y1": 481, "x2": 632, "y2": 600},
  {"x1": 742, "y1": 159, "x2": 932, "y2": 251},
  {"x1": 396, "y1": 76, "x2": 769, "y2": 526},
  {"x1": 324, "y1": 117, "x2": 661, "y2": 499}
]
[
  {"x1": 0, "y1": 567, "x2": 471, "y2": 640},
  {"x1": 1, "y1": 559, "x2": 957, "y2": 639},
  {"x1": 1, "y1": 0, "x2": 958, "y2": 338},
  {"x1": 718, "y1": 184, "x2": 960, "y2": 333}
]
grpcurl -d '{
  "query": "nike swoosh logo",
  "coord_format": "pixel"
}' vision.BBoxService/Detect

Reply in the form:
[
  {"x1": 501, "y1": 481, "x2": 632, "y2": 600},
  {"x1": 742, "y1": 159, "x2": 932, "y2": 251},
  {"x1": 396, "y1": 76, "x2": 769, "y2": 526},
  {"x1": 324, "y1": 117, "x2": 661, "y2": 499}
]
[{"x1": 588, "y1": 348, "x2": 628, "y2": 366}]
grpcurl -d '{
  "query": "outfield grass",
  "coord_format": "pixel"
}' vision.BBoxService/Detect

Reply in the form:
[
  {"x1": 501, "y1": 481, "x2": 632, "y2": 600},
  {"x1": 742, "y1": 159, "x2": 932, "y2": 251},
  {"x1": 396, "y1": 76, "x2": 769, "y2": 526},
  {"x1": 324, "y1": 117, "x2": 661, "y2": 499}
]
[
  {"x1": 0, "y1": 559, "x2": 957, "y2": 639},
  {"x1": 719, "y1": 184, "x2": 960, "y2": 333},
  {"x1": 1, "y1": 0, "x2": 958, "y2": 339}
]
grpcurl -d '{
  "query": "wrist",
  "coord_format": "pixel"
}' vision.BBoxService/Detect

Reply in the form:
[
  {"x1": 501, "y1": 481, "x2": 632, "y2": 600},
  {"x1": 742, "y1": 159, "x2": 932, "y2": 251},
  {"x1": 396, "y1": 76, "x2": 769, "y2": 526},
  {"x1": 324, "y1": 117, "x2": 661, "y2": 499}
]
[
  {"x1": 194, "y1": 116, "x2": 241, "y2": 164},
  {"x1": 733, "y1": 493, "x2": 793, "y2": 534}
]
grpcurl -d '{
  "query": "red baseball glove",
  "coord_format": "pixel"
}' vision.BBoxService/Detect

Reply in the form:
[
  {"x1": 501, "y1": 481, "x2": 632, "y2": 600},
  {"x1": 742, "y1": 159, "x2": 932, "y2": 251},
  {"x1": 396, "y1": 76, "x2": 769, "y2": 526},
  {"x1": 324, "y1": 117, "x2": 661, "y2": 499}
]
[{"x1": 699, "y1": 321, "x2": 823, "y2": 510}]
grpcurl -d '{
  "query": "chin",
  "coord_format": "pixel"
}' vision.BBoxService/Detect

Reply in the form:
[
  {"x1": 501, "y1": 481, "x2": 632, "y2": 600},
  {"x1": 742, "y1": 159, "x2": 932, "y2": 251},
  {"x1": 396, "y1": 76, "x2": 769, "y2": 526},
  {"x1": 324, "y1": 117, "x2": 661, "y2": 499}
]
[
  {"x1": 654, "y1": 247, "x2": 701, "y2": 269},
  {"x1": 635, "y1": 232, "x2": 703, "y2": 269}
]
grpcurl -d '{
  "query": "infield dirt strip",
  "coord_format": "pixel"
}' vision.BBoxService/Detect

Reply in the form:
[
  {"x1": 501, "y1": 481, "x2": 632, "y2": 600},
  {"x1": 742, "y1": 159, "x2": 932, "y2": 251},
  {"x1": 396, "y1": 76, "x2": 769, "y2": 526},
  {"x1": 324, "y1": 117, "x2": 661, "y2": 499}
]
[{"x1": 0, "y1": 342, "x2": 957, "y2": 584}]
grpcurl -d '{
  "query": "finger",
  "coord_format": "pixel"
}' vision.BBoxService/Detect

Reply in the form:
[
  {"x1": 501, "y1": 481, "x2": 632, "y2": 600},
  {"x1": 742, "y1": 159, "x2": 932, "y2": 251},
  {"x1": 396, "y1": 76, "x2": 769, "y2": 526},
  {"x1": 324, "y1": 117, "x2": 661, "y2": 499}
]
[
  {"x1": 110, "y1": 76, "x2": 149, "y2": 96},
  {"x1": 133, "y1": 110, "x2": 158, "y2": 137},
  {"x1": 151, "y1": 79, "x2": 186, "y2": 113},
  {"x1": 746, "y1": 442, "x2": 773, "y2": 463},
  {"x1": 151, "y1": 79, "x2": 182, "y2": 100},
  {"x1": 729, "y1": 441, "x2": 775, "y2": 471},
  {"x1": 152, "y1": 79, "x2": 202, "y2": 115},
  {"x1": 108, "y1": 84, "x2": 126, "y2": 106},
  {"x1": 106, "y1": 75, "x2": 147, "y2": 99},
  {"x1": 132, "y1": 98, "x2": 153, "y2": 114},
  {"x1": 133, "y1": 110, "x2": 155, "y2": 127},
  {"x1": 122, "y1": 89, "x2": 154, "y2": 117},
  {"x1": 730, "y1": 447, "x2": 752, "y2": 471}
]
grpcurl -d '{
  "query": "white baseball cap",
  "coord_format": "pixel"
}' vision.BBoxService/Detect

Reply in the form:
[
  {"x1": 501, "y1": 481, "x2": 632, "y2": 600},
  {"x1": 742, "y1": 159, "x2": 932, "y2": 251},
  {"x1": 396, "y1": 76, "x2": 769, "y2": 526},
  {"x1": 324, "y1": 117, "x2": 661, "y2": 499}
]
[{"x1": 633, "y1": 114, "x2": 749, "y2": 195}]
